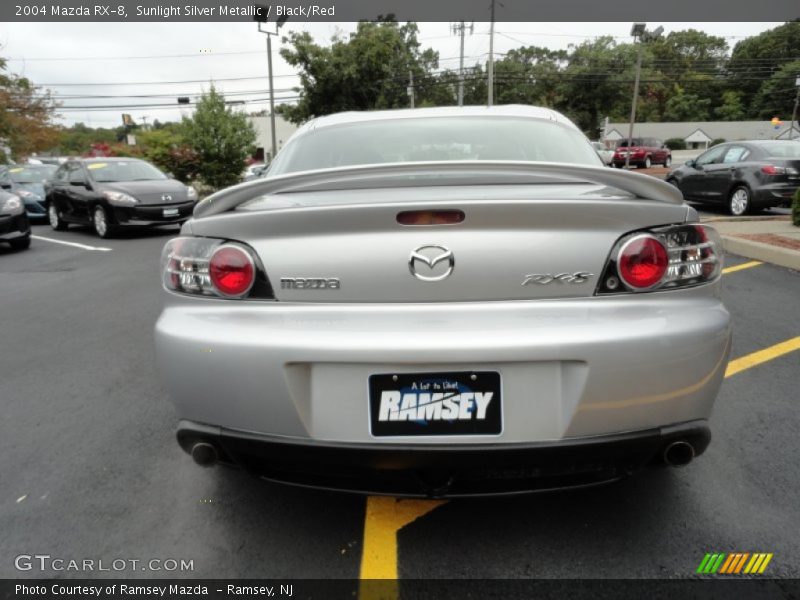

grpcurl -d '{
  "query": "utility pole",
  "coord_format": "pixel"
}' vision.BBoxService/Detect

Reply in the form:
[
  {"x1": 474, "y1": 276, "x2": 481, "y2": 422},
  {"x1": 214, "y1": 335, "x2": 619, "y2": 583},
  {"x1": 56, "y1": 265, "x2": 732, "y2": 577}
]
[
  {"x1": 488, "y1": 0, "x2": 495, "y2": 106},
  {"x1": 625, "y1": 23, "x2": 663, "y2": 169},
  {"x1": 256, "y1": 10, "x2": 288, "y2": 161},
  {"x1": 408, "y1": 71, "x2": 415, "y2": 108},
  {"x1": 791, "y1": 75, "x2": 800, "y2": 140},
  {"x1": 624, "y1": 41, "x2": 643, "y2": 170},
  {"x1": 452, "y1": 21, "x2": 473, "y2": 106},
  {"x1": 141, "y1": 115, "x2": 149, "y2": 130}
]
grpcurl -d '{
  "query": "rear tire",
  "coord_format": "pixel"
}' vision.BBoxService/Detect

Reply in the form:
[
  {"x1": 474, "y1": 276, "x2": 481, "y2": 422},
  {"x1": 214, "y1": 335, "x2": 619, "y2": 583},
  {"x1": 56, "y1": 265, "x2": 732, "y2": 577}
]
[
  {"x1": 643, "y1": 156, "x2": 652, "y2": 169},
  {"x1": 9, "y1": 236, "x2": 31, "y2": 250},
  {"x1": 663, "y1": 156, "x2": 672, "y2": 168},
  {"x1": 48, "y1": 203, "x2": 68, "y2": 231},
  {"x1": 93, "y1": 205, "x2": 116, "y2": 239},
  {"x1": 729, "y1": 186, "x2": 751, "y2": 216}
]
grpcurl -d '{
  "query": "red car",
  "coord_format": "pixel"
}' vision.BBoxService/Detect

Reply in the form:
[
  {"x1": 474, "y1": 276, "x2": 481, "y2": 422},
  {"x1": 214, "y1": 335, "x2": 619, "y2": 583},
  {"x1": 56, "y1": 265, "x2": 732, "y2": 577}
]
[{"x1": 612, "y1": 137, "x2": 672, "y2": 169}]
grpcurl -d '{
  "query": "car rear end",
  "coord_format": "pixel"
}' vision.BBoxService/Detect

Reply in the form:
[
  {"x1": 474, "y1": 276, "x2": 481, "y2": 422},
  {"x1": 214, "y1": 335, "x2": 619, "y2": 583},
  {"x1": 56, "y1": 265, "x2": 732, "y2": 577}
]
[
  {"x1": 751, "y1": 142, "x2": 800, "y2": 208},
  {"x1": 154, "y1": 108, "x2": 732, "y2": 497}
]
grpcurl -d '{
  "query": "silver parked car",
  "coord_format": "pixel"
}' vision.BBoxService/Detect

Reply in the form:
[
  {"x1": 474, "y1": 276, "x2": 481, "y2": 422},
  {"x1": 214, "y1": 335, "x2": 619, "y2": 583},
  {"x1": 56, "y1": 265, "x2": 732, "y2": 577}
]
[{"x1": 155, "y1": 105, "x2": 732, "y2": 497}]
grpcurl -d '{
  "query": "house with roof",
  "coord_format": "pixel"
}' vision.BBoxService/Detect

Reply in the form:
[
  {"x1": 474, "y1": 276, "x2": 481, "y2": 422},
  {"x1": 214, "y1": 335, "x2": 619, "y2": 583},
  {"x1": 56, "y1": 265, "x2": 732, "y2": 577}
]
[{"x1": 603, "y1": 120, "x2": 799, "y2": 149}]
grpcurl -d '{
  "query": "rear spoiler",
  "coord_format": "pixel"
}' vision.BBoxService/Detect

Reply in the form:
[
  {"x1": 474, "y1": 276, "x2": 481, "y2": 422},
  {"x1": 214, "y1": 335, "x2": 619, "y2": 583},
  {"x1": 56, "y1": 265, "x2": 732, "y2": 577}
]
[{"x1": 193, "y1": 160, "x2": 683, "y2": 219}]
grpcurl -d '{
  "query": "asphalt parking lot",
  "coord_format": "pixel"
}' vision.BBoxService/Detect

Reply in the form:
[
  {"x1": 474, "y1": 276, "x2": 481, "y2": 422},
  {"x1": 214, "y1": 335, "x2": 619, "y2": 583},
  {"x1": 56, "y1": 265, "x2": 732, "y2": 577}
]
[{"x1": 1, "y1": 222, "x2": 799, "y2": 583}]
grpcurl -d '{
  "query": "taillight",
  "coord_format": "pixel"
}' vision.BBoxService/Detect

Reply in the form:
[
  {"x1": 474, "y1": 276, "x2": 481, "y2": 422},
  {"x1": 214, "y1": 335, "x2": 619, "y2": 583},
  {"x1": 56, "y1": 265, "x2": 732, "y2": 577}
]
[
  {"x1": 161, "y1": 237, "x2": 272, "y2": 299},
  {"x1": 760, "y1": 165, "x2": 785, "y2": 175},
  {"x1": 597, "y1": 224, "x2": 722, "y2": 295},
  {"x1": 209, "y1": 246, "x2": 255, "y2": 297},
  {"x1": 617, "y1": 235, "x2": 668, "y2": 289}
]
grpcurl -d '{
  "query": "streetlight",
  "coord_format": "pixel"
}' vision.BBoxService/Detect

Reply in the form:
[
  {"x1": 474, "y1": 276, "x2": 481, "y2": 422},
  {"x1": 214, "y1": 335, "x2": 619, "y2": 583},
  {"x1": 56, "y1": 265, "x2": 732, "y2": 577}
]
[
  {"x1": 255, "y1": 7, "x2": 289, "y2": 162},
  {"x1": 624, "y1": 23, "x2": 663, "y2": 169}
]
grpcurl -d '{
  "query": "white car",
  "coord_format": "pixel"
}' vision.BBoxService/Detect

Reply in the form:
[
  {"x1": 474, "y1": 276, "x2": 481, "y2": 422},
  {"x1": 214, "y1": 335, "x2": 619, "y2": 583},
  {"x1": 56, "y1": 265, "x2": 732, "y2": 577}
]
[{"x1": 591, "y1": 141, "x2": 614, "y2": 165}]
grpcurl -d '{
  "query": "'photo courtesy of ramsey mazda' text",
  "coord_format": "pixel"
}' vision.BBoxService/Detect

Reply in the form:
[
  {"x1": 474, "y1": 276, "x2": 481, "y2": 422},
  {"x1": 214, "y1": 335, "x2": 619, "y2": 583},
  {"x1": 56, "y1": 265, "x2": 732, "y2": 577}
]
[{"x1": 155, "y1": 105, "x2": 731, "y2": 497}]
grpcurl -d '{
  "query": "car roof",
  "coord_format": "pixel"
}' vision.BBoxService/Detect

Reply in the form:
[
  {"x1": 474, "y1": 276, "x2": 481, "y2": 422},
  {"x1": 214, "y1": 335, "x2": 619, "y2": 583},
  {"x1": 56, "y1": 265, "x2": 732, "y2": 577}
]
[{"x1": 295, "y1": 105, "x2": 576, "y2": 137}]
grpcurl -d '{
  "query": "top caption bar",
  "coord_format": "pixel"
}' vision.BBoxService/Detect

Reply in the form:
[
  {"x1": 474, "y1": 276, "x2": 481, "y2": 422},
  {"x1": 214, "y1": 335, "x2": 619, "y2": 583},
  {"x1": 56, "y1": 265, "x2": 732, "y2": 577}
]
[{"x1": 3, "y1": 0, "x2": 799, "y2": 21}]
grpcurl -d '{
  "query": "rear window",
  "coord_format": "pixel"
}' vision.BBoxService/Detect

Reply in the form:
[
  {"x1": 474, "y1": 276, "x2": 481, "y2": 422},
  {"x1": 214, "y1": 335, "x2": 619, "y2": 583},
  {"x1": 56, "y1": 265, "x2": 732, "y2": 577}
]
[
  {"x1": 269, "y1": 116, "x2": 601, "y2": 175},
  {"x1": 617, "y1": 139, "x2": 644, "y2": 148},
  {"x1": 759, "y1": 143, "x2": 800, "y2": 158}
]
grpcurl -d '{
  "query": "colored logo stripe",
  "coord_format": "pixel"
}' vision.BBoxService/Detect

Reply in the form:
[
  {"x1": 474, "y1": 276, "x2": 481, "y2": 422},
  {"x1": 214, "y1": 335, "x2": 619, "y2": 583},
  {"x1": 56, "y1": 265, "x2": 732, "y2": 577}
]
[{"x1": 698, "y1": 553, "x2": 773, "y2": 575}]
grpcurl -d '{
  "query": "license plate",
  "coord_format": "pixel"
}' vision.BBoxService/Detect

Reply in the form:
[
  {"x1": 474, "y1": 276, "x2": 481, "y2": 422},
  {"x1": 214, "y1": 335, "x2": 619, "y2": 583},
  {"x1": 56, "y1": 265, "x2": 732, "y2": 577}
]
[
  {"x1": 163, "y1": 207, "x2": 179, "y2": 217},
  {"x1": 369, "y1": 371, "x2": 502, "y2": 437}
]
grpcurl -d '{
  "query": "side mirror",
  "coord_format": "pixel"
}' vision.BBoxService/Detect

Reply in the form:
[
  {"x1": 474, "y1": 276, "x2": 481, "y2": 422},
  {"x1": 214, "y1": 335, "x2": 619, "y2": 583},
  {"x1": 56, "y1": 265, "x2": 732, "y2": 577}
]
[
  {"x1": 685, "y1": 159, "x2": 695, "y2": 168},
  {"x1": 166, "y1": 172, "x2": 175, "y2": 179},
  {"x1": 0, "y1": 183, "x2": 11, "y2": 190}
]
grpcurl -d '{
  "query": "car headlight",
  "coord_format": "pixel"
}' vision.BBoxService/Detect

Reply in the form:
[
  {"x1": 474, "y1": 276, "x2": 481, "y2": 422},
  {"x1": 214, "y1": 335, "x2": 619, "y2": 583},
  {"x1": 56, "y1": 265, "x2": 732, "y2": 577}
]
[
  {"x1": 186, "y1": 186, "x2": 198, "y2": 202},
  {"x1": 102, "y1": 191, "x2": 138, "y2": 207},
  {"x1": 0, "y1": 194, "x2": 24, "y2": 215}
]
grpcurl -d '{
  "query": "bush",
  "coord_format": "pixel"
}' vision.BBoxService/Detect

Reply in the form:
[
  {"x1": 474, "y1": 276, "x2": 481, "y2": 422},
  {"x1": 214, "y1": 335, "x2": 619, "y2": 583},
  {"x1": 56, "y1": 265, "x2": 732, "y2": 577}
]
[
  {"x1": 664, "y1": 138, "x2": 687, "y2": 150},
  {"x1": 710, "y1": 138, "x2": 726, "y2": 146},
  {"x1": 792, "y1": 187, "x2": 800, "y2": 227}
]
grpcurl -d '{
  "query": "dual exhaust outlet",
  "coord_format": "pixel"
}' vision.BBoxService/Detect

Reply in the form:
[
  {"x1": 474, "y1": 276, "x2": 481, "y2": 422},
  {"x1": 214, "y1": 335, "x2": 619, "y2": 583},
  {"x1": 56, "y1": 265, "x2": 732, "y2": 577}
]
[{"x1": 190, "y1": 440, "x2": 697, "y2": 470}]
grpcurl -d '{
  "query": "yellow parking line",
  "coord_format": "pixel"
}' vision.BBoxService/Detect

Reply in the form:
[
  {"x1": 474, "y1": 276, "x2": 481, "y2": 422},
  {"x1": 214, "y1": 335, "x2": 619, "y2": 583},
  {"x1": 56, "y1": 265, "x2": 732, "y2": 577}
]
[
  {"x1": 725, "y1": 336, "x2": 800, "y2": 378},
  {"x1": 359, "y1": 497, "x2": 445, "y2": 598},
  {"x1": 722, "y1": 261, "x2": 762, "y2": 275}
]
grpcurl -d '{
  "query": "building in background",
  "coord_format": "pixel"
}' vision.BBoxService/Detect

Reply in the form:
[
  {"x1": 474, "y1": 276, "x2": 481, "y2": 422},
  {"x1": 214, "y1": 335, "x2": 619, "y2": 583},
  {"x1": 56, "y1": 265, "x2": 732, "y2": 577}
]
[
  {"x1": 603, "y1": 120, "x2": 799, "y2": 149},
  {"x1": 247, "y1": 115, "x2": 298, "y2": 163}
]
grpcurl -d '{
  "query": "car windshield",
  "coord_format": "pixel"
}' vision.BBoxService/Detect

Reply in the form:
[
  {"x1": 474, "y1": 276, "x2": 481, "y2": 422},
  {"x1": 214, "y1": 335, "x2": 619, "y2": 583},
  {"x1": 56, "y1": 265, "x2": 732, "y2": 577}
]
[
  {"x1": 759, "y1": 143, "x2": 800, "y2": 158},
  {"x1": 86, "y1": 160, "x2": 167, "y2": 182},
  {"x1": 7, "y1": 165, "x2": 58, "y2": 183},
  {"x1": 617, "y1": 139, "x2": 644, "y2": 148},
  {"x1": 268, "y1": 116, "x2": 601, "y2": 175}
]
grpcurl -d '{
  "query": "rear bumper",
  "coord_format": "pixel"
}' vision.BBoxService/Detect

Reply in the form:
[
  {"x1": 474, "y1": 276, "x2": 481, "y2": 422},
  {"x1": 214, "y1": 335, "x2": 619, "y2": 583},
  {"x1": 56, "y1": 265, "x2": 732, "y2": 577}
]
[
  {"x1": 177, "y1": 419, "x2": 711, "y2": 497},
  {"x1": 753, "y1": 183, "x2": 798, "y2": 207},
  {"x1": 156, "y1": 286, "x2": 731, "y2": 444}
]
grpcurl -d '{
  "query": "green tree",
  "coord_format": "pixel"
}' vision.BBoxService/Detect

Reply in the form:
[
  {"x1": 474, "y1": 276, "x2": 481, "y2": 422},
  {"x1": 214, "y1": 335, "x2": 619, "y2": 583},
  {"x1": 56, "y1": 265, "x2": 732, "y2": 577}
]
[
  {"x1": 277, "y1": 20, "x2": 440, "y2": 123},
  {"x1": 714, "y1": 90, "x2": 747, "y2": 121},
  {"x1": 0, "y1": 54, "x2": 60, "y2": 160},
  {"x1": 662, "y1": 86, "x2": 712, "y2": 121},
  {"x1": 182, "y1": 85, "x2": 256, "y2": 189},
  {"x1": 751, "y1": 60, "x2": 800, "y2": 120},
  {"x1": 728, "y1": 21, "x2": 800, "y2": 114}
]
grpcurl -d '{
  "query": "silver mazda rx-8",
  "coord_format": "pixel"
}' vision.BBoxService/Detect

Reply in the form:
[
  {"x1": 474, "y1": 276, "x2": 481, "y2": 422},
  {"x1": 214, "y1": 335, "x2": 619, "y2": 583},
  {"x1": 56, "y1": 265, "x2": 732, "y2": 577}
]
[{"x1": 155, "y1": 105, "x2": 732, "y2": 497}]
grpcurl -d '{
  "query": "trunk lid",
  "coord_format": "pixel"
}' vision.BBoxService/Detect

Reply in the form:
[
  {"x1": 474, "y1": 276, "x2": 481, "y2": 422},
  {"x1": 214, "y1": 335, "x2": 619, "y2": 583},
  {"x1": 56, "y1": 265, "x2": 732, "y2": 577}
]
[{"x1": 188, "y1": 183, "x2": 689, "y2": 303}]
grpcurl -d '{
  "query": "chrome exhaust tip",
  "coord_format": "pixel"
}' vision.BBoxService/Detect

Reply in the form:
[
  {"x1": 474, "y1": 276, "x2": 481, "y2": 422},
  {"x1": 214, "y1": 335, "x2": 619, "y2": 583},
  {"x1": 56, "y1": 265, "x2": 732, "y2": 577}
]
[
  {"x1": 663, "y1": 441, "x2": 695, "y2": 467},
  {"x1": 190, "y1": 442, "x2": 218, "y2": 467}
]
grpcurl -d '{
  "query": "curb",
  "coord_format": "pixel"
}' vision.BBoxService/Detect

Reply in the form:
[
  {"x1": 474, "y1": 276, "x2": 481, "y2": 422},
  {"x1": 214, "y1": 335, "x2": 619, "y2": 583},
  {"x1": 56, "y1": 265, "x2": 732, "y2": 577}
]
[{"x1": 722, "y1": 235, "x2": 800, "y2": 272}]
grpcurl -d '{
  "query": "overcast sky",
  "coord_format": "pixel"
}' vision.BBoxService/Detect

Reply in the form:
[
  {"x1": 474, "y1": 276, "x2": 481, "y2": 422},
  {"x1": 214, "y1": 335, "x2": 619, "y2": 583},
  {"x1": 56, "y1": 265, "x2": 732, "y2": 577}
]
[{"x1": 0, "y1": 21, "x2": 785, "y2": 127}]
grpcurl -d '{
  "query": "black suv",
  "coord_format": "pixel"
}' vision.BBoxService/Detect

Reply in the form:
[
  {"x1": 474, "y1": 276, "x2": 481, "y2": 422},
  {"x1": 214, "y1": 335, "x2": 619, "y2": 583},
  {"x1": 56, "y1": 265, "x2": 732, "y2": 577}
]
[{"x1": 44, "y1": 157, "x2": 198, "y2": 238}]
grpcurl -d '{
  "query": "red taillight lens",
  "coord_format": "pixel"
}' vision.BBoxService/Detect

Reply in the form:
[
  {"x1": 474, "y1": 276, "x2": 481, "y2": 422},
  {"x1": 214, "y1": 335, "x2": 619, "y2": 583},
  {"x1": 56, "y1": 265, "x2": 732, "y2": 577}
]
[
  {"x1": 760, "y1": 165, "x2": 785, "y2": 175},
  {"x1": 617, "y1": 235, "x2": 668, "y2": 290},
  {"x1": 209, "y1": 246, "x2": 255, "y2": 297}
]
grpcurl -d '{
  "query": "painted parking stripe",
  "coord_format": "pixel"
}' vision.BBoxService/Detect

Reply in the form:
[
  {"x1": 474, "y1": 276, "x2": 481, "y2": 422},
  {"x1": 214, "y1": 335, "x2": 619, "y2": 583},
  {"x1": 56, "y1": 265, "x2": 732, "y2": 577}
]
[
  {"x1": 31, "y1": 235, "x2": 112, "y2": 252},
  {"x1": 359, "y1": 496, "x2": 445, "y2": 596},
  {"x1": 725, "y1": 336, "x2": 800, "y2": 378},
  {"x1": 722, "y1": 261, "x2": 762, "y2": 275}
]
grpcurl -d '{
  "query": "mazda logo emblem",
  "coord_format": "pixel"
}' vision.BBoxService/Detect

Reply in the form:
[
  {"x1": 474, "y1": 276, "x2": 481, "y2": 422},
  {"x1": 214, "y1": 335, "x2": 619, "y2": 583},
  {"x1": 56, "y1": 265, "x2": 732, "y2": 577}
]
[
  {"x1": 162, "y1": 194, "x2": 172, "y2": 202},
  {"x1": 409, "y1": 245, "x2": 454, "y2": 282}
]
